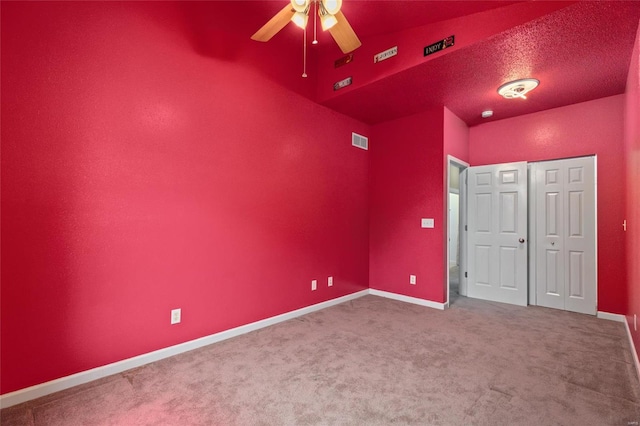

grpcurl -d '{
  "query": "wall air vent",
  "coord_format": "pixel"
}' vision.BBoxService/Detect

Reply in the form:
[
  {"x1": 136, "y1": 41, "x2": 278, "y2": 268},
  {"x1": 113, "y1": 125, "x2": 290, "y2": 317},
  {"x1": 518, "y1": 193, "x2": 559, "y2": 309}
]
[{"x1": 352, "y1": 132, "x2": 368, "y2": 150}]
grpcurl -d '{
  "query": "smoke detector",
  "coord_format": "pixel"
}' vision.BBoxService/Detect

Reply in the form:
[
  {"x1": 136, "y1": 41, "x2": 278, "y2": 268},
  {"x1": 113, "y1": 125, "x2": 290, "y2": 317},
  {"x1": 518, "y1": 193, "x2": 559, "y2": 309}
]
[{"x1": 498, "y1": 78, "x2": 539, "y2": 99}]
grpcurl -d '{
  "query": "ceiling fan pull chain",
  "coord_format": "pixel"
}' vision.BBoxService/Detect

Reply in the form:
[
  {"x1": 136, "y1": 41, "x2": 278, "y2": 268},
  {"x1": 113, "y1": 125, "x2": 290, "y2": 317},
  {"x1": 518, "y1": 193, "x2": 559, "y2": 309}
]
[
  {"x1": 312, "y1": 0, "x2": 318, "y2": 45},
  {"x1": 302, "y1": 26, "x2": 308, "y2": 78}
]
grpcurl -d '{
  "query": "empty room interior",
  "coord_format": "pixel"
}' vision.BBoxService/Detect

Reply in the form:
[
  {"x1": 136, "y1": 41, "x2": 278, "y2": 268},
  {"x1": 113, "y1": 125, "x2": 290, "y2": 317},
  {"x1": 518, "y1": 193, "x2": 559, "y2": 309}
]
[{"x1": 2, "y1": 0, "x2": 640, "y2": 424}]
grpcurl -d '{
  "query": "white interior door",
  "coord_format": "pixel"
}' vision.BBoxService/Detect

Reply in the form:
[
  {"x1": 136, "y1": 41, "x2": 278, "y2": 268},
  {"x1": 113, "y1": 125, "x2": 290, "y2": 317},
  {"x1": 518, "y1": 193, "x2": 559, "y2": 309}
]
[
  {"x1": 534, "y1": 157, "x2": 596, "y2": 315},
  {"x1": 467, "y1": 162, "x2": 528, "y2": 306}
]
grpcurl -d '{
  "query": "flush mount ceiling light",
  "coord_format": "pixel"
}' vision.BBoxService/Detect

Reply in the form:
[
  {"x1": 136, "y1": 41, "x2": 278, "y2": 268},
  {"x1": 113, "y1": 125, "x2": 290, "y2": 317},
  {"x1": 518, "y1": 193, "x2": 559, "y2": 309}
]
[
  {"x1": 481, "y1": 110, "x2": 494, "y2": 118},
  {"x1": 497, "y1": 78, "x2": 539, "y2": 100}
]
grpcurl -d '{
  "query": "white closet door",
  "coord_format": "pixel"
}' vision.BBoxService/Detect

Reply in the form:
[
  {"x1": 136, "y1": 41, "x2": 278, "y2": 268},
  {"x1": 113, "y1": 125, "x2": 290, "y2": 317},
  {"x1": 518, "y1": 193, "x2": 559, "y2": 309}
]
[
  {"x1": 534, "y1": 157, "x2": 596, "y2": 315},
  {"x1": 467, "y1": 162, "x2": 528, "y2": 306},
  {"x1": 534, "y1": 161, "x2": 565, "y2": 310}
]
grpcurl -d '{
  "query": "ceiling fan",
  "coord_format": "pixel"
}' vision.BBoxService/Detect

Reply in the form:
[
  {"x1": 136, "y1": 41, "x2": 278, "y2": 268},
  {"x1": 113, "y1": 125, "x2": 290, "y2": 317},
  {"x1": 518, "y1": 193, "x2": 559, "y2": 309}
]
[{"x1": 251, "y1": 0, "x2": 362, "y2": 54}]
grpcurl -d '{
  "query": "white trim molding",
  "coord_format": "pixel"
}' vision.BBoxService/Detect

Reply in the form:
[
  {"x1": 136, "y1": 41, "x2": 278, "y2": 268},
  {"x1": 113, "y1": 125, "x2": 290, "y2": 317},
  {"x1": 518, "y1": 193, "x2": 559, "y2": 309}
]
[
  {"x1": 597, "y1": 311, "x2": 625, "y2": 322},
  {"x1": 369, "y1": 289, "x2": 446, "y2": 310},
  {"x1": 624, "y1": 317, "x2": 640, "y2": 387},
  {"x1": 0, "y1": 290, "x2": 369, "y2": 409},
  {"x1": 599, "y1": 310, "x2": 640, "y2": 386}
]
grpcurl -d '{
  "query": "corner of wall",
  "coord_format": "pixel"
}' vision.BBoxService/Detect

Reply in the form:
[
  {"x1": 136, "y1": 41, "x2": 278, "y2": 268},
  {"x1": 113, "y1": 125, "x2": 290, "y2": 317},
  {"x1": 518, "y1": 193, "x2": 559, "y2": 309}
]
[{"x1": 624, "y1": 18, "x2": 640, "y2": 363}]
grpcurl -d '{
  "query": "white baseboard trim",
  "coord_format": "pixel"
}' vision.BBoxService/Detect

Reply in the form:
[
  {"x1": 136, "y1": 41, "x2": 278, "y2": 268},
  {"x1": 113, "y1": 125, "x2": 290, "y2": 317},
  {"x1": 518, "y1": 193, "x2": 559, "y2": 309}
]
[
  {"x1": 369, "y1": 289, "x2": 446, "y2": 310},
  {"x1": 0, "y1": 290, "x2": 369, "y2": 409},
  {"x1": 597, "y1": 311, "x2": 625, "y2": 322},
  {"x1": 624, "y1": 317, "x2": 640, "y2": 386}
]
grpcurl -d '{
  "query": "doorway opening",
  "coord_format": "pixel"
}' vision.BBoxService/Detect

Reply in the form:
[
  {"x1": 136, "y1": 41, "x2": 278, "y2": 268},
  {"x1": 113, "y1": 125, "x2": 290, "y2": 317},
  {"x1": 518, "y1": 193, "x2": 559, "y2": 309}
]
[{"x1": 447, "y1": 156, "x2": 468, "y2": 307}]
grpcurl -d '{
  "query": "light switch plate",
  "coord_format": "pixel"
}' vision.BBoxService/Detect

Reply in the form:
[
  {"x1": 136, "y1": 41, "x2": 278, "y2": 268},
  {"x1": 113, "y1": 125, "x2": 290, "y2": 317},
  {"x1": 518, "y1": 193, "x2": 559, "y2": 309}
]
[{"x1": 171, "y1": 308, "x2": 181, "y2": 325}]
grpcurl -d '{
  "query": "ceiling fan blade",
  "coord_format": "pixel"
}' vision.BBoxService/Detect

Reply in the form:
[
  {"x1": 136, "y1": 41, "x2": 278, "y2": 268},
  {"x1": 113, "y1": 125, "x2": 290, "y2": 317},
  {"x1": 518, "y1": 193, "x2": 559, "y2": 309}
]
[
  {"x1": 328, "y1": 11, "x2": 361, "y2": 54},
  {"x1": 251, "y1": 4, "x2": 295, "y2": 42}
]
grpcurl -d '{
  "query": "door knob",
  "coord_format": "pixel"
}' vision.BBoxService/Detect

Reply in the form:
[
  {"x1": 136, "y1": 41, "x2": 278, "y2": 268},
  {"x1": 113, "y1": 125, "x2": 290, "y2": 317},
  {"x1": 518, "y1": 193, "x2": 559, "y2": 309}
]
[{"x1": 519, "y1": 238, "x2": 525, "y2": 243}]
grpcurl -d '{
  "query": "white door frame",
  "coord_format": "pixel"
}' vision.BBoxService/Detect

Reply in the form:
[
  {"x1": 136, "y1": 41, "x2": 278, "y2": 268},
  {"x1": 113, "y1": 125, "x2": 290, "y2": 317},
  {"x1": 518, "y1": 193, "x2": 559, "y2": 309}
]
[
  {"x1": 460, "y1": 167, "x2": 468, "y2": 297},
  {"x1": 446, "y1": 155, "x2": 469, "y2": 307},
  {"x1": 528, "y1": 163, "x2": 537, "y2": 305}
]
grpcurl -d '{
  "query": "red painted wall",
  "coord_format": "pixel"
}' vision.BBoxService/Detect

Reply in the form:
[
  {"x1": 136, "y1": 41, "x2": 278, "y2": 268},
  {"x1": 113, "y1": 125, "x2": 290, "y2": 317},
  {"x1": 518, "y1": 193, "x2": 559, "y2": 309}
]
[
  {"x1": 625, "y1": 23, "x2": 640, "y2": 355},
  {"x1": 369, "y1": 107, "x2": 446, "y2": 302},
  {"x1": 1, "y1": 2, "x2": 370, "y2": 394},
  {"x1": 368, "y1": 107, "x2": 468, "y2": 305},
  {"x1": 177, "y1": 2, "x2": 320, "y2": 101},
  {"x1": 443, "y1": 107, "x2": 470, "y2": 165},
  {"x1": 469, "y1": 95, "x2": 627, "y2": 314}
]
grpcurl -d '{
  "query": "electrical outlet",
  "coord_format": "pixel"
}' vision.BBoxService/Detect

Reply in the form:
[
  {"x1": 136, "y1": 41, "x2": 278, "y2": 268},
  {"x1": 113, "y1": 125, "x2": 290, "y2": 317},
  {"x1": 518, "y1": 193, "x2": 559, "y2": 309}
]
[
  {"x1": 410, "y1": 275, "x2": 417, "y2": 285},
  {"x1": 328, "y1": 276, "x2": 333, "y2": 287},
  {"x1": 171, "y1": 308, "x2": 181, "y2": 325},
  {"x1": 311, "y1": 280, "x2": 317, "y2": 291}
]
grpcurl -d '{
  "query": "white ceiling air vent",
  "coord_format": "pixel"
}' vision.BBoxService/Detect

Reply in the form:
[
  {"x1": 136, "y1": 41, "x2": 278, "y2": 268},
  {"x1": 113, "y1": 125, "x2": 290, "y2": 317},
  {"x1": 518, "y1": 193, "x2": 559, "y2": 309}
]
[{"x1": 352, "y1": 132, "x2": 368, "y2": 150}]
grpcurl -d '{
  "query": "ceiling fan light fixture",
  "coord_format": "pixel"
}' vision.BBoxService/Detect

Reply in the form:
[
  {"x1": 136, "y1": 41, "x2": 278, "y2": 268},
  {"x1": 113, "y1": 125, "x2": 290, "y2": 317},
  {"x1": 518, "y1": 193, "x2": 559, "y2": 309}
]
[
  {"x1": 291, "y1": 11, "x2": 309, "y2": 29},
  {"x1": 251, "y1": 0, "x2": 361, "y2": 57},
  {"x1": 323, "y1": 0, "x2": 342, "y2": 15},
  {"x1": 498, "y1": 78, "x2": 539, "y2": 100},
  {"x1": 290, "y1": 0, "x2": 310, "y2": 13},
  {"x1": 320, "y1": 12, "x2": 338, "y2": 31}
]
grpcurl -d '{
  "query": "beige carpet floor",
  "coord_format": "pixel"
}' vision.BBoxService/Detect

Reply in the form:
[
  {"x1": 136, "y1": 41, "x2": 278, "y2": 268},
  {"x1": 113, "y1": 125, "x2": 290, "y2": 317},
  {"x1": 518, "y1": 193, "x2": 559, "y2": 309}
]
[{"x1": 2, "y1": 294, "x2": 639, "y2": 425}]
